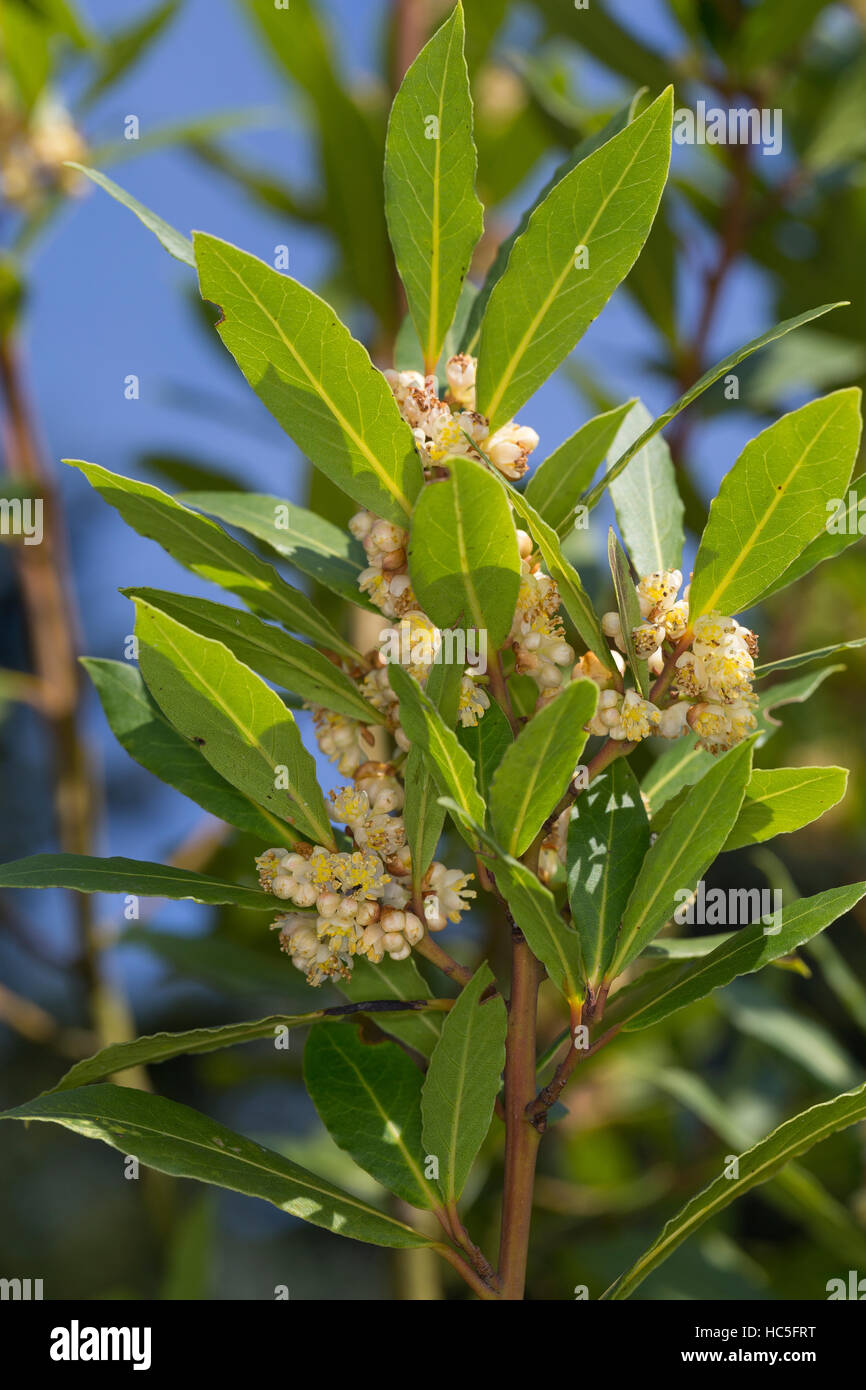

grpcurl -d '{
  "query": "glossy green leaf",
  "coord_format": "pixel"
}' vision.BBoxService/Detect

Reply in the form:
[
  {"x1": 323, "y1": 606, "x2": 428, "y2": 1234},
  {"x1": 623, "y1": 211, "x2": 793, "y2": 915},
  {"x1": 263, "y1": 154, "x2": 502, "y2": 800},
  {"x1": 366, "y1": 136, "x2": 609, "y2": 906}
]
[
  {"x1": 751, "y1": 475, "x2": 866, "y2": 601},
  {"x1": 124, "y1": 588, "x2": 382, "y2": 726},
  {"x1": 82, "y1": 658, "x2": 288, "y2": 841},
  {"x1": 408, "y1": 456, "x2": 521, "y2": 648},
  {"x1": 608, "y1": 528, "x2": 648, "y2": 696},
  {"x1": 68, "y1": 461, "x2": 357, "y2": 663},
  {"x1": 402, "y1": 658, "x2": 463, "y2": 893},
  {"x1": 489, "y1": 679, "x2": 597, "y2": 856},
  {"x1": 492, "y1": 856, "x2": 584, "y2": 1003},
  {"x1": 475, "y1": 88, "x2": 673, "y2": 428},
  {"x1": 607, "y1": 400, "x2": 684, "y2": 575},
  {"x1": 338, "y1": 954, "x2": 443, "y2": 1058},
  {"x1": 457, "y1": 699, "x2": 512, "y2": 801},
  {"x1": 421, "y1": 963, "x2": 505, "y2": 1202},
  {"x1": 525, "y1": 399, "x2": 636, "y2": 535},
  {"x1": 387, "y1": 664, "x2": 484, "y2": 849},
  {"x1": 724, "y1": 766, "x2": 848, "y2": 851},
  {"x1": 603, "y1": 1079, "x2": 866, "y2": 1299},
  {"x1": 67, "y1": 163, "x2": 194, "y2": 265},
  {"x1": 584, "y1": 303, "x2": 849, "y2": 509},
  {"x1": 0, "y1": 853, "x2": 274, "y2": 910},
  {"x1": 567, "y1": 760, "x2": 650, "y2": 986},
  {"x1": 134, "y1": 598, "x2": 334, "y2": 846},
  {"x1": 0, "y1": 1085, "x2": 430, "y2": 1249},
  {"x1": 305, "y1": 1024, "x2": 434, "y2": 1209},
  {"x1": 755, "y1": 639, "x2": 866, "y2": 677},
  {"x1": 506, "y1": 486, "x2": 608, "y2": 660},
  {"x1": 689, "y1": 389, "x2": 862, "y2": 619},
  {"x1": 623, "y1": 881, "x2": 866, "y2": 1033},
  {"x1": 384, "y1": 2, "x2": 482, "y2": 371},
  {"x1": 607, "y1": 739, "x2": 755, "y2": 980},
  {"x1": 194, "y1": 233, "x2": 423, "y2": 525},
  {"x1": 180, "y1": 491, "x2": 369, "y2": 607}
]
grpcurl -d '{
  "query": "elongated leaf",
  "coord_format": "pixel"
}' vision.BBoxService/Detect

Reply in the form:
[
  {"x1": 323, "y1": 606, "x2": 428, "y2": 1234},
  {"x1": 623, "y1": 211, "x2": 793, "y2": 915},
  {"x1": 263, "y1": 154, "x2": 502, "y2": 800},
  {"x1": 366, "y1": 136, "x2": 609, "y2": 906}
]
[
  {"x1": 689, "y1": 389, "x2": 863, "y2": 618},
  {"x1": 567, "y1": 760, "x2": 650, "y2": 986},
  {"x1": 475, "y1": 88, "x2": 673, "y2": 428},
  {"x1": 194, "y1": 234, "x2": 423, "y2": 525},
  {"x1": 181, "y1": 491, "x2": 369, "y2": 607},
  {"x1": 0, "y1": 853, "x2": 274, "y2": 910},
  {"x1": 607, "y1": 400, "x2": 684, "y2": 575},
  {"x1": 584, "y1": 303, "x2": 850, "y2": 509},
  {"x1": 623, "y1": 881, "x2": 866, "y2": 1033},
  {"x1": 489, "y1": 679, "x2": 597, "y2": 856},
  {"x1": 641, "y1": 665, "x2": 843, "y2": 813},
  {"x1": 492, "y1": 856, "x2": 584, "y2": 1003},
  {"x1": 607, "y1": 739, "x2": 754, "y2": 980},
  {"x1": 0, "y1": 1085, "x2": 429, "y2": 1249},
  {"x1": 338, "y1": 954, "x2": 442, "y2": 1058},
  {"x1": 124, "y1": 588, "x2": 381, "y2": 726},
  {"x1": 388, "y1": 664, "x2": 484, "y2": 848},
  {"x1": 421, "y1": 963, "x2": 505, "y2": 1202},
  {"x1": 48, "y1": 1012, "x2": 334, "y2": 1092},
  {"x1": 750, "y1": 477, "x2": 866, "y2": 601},
  {"x1": 506, "y1": 486, "x2": 608, "y2": 659},
  {"x1": 134, "y1": 599, "x2": 334, "y2": 846},
  {"x1": 462, "y1": 101, "x2": 638, "y2": 355},
  {"x1": 724, "y1": 766, "x2": 848, "y2": 851},
  {"x1": 82, "y1": 658, "x2": 289, "y2": 841},
  {"x1": 525, "y1": 399, "x2": 636, "y2": 535},
  {"x1": 68, "y1": 461, "x2": 357, "y2": 663},
  {"x1": 608, "y1": 528, "x2": 648, "y2": 696},
  {"x1": 409, "y1": 456, "x2": 521, "y2": 648},
  {"x1": 67, "y1": 163, "x2": 194, "y2": 265},
  {"x1": 603, "y1": 1079, "x2": 866, "y2": 1298},
  {"x1": 384, "y1": 2, "x2": 482, "y2": 371},
  {"x1": 755, "y1": 639, "x2": 866, "y2": 677},
  {"x1": 402, "y1": 658, "x2": 463, "y2": 893},
  {"x1": 305, "y1": 1024, "x2": 434, "y2": 1209},
  {"x1": 457, "y1": 699, "x2": 512, "y2": 801}
]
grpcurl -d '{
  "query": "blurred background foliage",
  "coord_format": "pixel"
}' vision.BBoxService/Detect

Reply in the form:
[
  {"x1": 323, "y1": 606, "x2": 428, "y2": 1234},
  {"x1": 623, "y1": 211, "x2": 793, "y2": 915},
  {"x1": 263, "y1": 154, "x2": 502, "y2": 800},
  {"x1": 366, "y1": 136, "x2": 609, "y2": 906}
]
[{"x1": 1, "y1": 0, "x2": 866, "y2": 1300}]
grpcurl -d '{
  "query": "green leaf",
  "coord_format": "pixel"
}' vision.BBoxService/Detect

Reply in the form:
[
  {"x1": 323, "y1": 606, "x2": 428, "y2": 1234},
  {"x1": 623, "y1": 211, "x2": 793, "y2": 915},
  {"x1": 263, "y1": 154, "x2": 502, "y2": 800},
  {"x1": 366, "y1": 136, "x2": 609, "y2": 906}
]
[
  {"x1": 641, "y1": 665, "x2": 844, "y2": 813},
  {"x1": 46, "y1": 1013, "x2": 333, "y2": 1093},
  {"x1": 506, "y1": 486, "x2": 608, "y2": 660},
  {"x1": 194, "y1": 233, "x2": 423, "y2": 525},
  {"x1": 80, "y1": 0, "x2": 179, "y2": 108},
  {"x1": 602, "y1": 1079, "x2": 866, "y2": 1299},
  {"x1": 338, "y1": 955, "x2": 442, "y2": 1058},
  {"x1": 0, "y1": 1085, "x2": 430, "y2": 1249},
  {"x1": 689, "y1": 390, "x2": 863, "y2": 619},
  {"x1": 724, "y1": 766, "x2": 848, "y2": 852},
  {"x1": 384, "y1": 2, "x2": 482, "y2": 371},
  {"x1": 607, "y1": 739, "x2": 755, "y2": 980},
  {"x1": 67, "y1": 164, "x2": 194, "y2": 265},
  {"x1": 567, "y1": 760, "x2": 650, "y2": 986},
  {"x1": 134, "y1": 598, "x2": 334, "y2": 847},
  {"x1": 402, "y1": 658, "x2": 464, "y2": 892},
  {"x1": 622, "y1": 881, "x2": 866, "y2": 1033},
  {"x1": 408, "y1": 456, "x2": 520, "y2": 648},
  {"x1": 608, "y1": 528, "x2": 649, "y2": 696},
  {"x1": 751, "y1": 475, "x2": 865, "y2": 602},
  {"x1": 0, "y1": 854, "x2": 274, "y2": 910},
  {"x1": 584, "y1": 303, "x2": 850, "y2": 510},
  {"x1": 82, "y1": 658, "x2": 290, "y2": 841},
  {"x1": 489, "y1": 679, "x2": 597, "y2": 856},
  {"x1": 492, "y1": 856, "x2": 584, "y2": 1003},
  {"x1": 179, "y1": 491, "x2": 368, "y2": 608},
  {"x1": 755, "y1": 639, "x2": 866, "y2": 677},
  {"x1": 421, "y1": 963, "x2": 505, "y2": 1202},
  {"x1": 607, "y1": 400, "x2": 684, "y2": 575},
  {"x1": 305, "y1": 1024, "x2": 435, "y2": 1209},
  {"x1": 68, "y1": 461, "x2": 357, "y2": 663},
  {"x1": 457, "y1": 699, "x2": 512, "y2": 801},
  {"x1": 124, "y1": 588, "x2": 381, "y2": 727},
  {"x1": 525, "y1": 399, "x2": 636, "y2": 535},
  {"x1": 387, "y1": 664, "x2": 485, "y2": 849},
  {"x1": 475, "y1": 88, "x2": 673, "y2": 428}
]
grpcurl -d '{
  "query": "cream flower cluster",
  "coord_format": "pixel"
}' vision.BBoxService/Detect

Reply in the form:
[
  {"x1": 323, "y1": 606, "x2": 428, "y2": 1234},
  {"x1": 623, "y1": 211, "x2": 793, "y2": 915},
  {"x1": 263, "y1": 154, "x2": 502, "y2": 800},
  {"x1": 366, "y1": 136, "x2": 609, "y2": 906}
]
[
  {"x1": 0, "y1": 97, "x2": 86, "y2": 209},
  {"x1": 593, "y1": 569, "x2": 758, "y2": 753},
  {"x1": 510, "y1": 532, "x2": 575, "y2": 708},
  {"x1": 257, "y1": 767, "x2": 474, "y2": 986}
]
